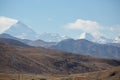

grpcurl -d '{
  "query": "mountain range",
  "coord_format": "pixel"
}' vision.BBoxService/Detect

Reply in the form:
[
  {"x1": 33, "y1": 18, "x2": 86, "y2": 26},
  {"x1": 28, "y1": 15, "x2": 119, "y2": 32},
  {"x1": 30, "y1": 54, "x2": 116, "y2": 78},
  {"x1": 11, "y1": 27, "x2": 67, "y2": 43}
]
[
  {"x1": 0, "y1": 16, "x2": 120, "y2": 43},
  {"x1": 0, "y1": 16, "x2": 69, "y2": 42},
  {"x1": 0, "y1": 33, "x2": 120, "y2": 59},
  {"x1": 51, "y1": 39, "x2": 120, "y2": 59},
  {"x1": 0, "y1": 16, "x2": 120, "y2": 59}
]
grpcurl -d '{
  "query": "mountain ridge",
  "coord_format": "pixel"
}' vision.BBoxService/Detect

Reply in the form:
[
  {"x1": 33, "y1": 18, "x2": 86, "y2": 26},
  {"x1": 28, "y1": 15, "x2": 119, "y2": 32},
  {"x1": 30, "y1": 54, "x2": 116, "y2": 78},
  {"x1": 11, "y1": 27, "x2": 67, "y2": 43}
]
[
  {"x1": 0, "y1": 42, "x2": 120, "y2": 74},
  {"x1": 0, "y1": 33, "x2": 57, "y2": 48},
  {"x1": 0, "y1": 33, "x2": 120, "y2": 59},
  {"x1": 51, "y1": 39, "x2": 120, "y2": 59}
]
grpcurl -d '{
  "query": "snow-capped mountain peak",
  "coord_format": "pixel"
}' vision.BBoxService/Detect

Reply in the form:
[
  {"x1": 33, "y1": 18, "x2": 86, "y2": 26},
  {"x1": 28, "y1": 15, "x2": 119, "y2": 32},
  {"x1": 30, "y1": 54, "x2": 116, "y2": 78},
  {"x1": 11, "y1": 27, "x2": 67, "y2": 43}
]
[
  {"x1": 114, "y1": 36, "x2": 120, "y2": 43},
  {"x1": 76, "y1": 32, "x2": 117, "y2": 44},
  {"x1": 38, "y1": 32, "x2": 69, "y2": 42},
  {"x1": 95, "y1": 36, "x2": 109, "y2": 44},
  {"x1": 4, "y1": 21, "x2": 37, "y2": 40},
  {"x1": 77, "y1": 32, "x2": 94, "y2": 41},
  {"x1": 0, "y1": 16, "x2": 18, "y2": 33}
]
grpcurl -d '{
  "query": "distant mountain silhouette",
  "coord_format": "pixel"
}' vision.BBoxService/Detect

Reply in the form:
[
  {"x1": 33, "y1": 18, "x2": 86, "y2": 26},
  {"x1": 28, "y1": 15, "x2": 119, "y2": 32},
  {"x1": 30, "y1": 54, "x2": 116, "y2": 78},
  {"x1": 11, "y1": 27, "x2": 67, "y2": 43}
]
[
  {"x1": 0, "y1": 33, "x2": 56, "y2": 47},
  {"x1": 51, "y1": 39, "x2": 120, "y2": 59},
  {"x1": 0, "y1": 38, "x2": 31, "y2": 47}
]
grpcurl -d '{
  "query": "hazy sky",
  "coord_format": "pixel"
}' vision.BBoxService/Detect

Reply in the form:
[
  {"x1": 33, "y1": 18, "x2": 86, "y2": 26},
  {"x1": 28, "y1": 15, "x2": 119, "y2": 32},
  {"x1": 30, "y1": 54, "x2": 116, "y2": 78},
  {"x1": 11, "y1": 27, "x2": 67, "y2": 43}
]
[{"x1": 0, "y1": 0, "x2": 120, "y2": 38}]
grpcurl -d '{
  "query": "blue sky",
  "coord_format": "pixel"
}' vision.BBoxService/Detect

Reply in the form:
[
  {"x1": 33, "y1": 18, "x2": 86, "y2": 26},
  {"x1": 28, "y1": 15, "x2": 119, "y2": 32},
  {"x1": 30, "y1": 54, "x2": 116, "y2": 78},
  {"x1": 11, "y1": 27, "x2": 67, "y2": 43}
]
[{"x1": 0, "y1": 0, "x2": 120, "y2": 38}]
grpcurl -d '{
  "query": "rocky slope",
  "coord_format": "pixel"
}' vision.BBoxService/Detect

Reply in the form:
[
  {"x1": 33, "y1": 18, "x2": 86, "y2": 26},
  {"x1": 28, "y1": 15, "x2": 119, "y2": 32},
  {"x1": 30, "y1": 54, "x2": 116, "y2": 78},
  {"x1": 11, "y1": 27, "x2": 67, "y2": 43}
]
[{"x1": 0, "y1": 42, "x2": 120, "y2": 74}]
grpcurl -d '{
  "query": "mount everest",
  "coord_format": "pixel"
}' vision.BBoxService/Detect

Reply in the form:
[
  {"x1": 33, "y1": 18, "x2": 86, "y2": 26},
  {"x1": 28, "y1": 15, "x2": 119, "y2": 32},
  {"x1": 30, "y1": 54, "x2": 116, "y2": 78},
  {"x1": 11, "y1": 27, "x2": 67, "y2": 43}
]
[
  {"x1": 0, "y1": 16, "x2": 120, "y2": 44},
  {"x1": 0, "y1": 16, "x2": 69, "y2": 42}
]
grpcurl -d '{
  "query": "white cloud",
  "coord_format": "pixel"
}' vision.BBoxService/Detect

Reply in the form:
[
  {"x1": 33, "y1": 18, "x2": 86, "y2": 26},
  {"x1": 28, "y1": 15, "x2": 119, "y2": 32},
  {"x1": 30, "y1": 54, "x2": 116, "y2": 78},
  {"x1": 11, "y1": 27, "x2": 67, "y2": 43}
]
[
  {"x1": 0, "y1": 16, "x2": 17, "y2": 33},
  {"x1": 65, "y1": 19, "x2": 102, "y2": 37}
]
